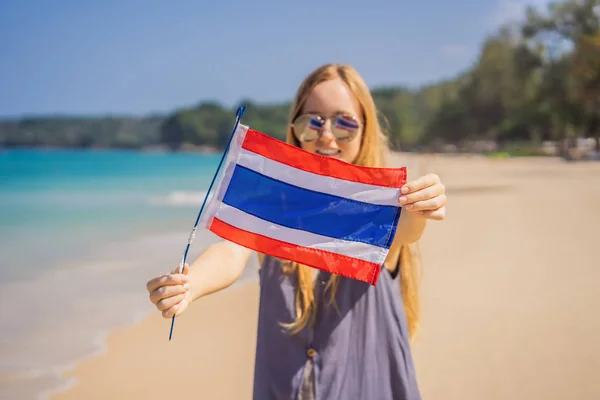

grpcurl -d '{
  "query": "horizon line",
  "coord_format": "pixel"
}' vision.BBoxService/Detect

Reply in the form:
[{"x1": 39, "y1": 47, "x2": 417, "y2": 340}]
[{"x1": 0, "y1": 72, "x2": 467, "y2": 121}]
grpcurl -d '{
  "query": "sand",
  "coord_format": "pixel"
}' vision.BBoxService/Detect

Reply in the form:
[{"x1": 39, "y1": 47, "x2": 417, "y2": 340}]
[{"x1": 51, "y1": 154, "x2": 600, "y2": 400}]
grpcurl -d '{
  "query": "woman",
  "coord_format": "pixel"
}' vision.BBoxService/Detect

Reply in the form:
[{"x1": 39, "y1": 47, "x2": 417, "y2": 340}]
[{"x1": 146, "y1": 64, "x2": 447, "y2": 399}]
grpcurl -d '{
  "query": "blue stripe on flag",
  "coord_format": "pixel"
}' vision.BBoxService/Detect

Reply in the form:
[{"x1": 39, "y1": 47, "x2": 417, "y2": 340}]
[{"x1": 221, "y1": 165, "x2": 400, "y2": 248}]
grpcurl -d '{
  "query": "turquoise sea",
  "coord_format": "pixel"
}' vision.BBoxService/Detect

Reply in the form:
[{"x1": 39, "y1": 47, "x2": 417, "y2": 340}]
[{"x1": 0, "y1": 149, "x2": 258, "y2": 399}]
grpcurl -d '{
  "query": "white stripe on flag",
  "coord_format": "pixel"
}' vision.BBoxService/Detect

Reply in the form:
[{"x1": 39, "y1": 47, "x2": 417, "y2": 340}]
[
  {"x1": 200, "y1": 123, "x2": 249, "y2": 228},
  {"x1": 214, "y1": 203, "x2": 389, "y2": 265},
  {"x1": 237, "y1": 148, "x2": 401, "y2": 206}
]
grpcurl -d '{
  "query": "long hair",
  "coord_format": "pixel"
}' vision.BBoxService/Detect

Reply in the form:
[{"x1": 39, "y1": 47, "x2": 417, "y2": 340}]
[{"x1": 279, "y1": 64, "x2": 422, "y2": 341}]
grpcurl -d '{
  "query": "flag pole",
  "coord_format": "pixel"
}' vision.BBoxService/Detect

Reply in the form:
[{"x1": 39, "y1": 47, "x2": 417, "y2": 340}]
[{"x1": 169, "y1": 105, "x2": 247, "y2": 341}]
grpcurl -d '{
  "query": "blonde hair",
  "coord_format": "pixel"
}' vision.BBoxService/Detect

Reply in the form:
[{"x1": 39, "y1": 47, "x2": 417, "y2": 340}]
[{"x1": 278, "y1": 64, "x2": 422, "y2": 341}]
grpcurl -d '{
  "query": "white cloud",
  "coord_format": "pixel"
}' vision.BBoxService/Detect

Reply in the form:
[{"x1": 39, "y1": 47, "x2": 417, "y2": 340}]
[{"x1": 441, "y1": 44, "x2": 469, "y2": 59}]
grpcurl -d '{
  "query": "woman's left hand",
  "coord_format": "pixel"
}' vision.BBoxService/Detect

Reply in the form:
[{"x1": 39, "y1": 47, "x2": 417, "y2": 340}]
[{"x1": 398, "y1": 173, "x2": 447, "y2": 221}]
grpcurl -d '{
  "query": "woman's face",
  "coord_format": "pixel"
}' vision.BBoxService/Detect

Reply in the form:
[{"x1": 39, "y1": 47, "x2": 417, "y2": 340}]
[{"x1": 293, "y1": 78, "x2": 363, "y2": 164}]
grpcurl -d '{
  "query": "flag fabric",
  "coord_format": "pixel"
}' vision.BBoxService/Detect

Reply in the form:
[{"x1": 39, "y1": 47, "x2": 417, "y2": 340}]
[{"x1": 199, "y1": 124, "x2": 407, "y2": 285}]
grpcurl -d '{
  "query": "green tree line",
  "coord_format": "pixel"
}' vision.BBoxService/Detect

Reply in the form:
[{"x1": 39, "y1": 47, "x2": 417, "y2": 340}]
[{"x1": 1, "y1": 0, "x2": 598, "y2": 154}]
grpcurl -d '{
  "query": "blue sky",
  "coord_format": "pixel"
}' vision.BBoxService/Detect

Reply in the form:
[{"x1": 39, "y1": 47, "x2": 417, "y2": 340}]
[{"x1": 0, "y1": 0, "x2": 550, "y2": 118}]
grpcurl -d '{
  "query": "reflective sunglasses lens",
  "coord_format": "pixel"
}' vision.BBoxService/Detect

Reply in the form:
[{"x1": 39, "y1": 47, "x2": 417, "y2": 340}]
[
  {"x1": 332, "y1": 114, "x2": 360, "y2": 140},
  {"x1": 294, "y1": 115, "x2": 322, "y2": 142}
]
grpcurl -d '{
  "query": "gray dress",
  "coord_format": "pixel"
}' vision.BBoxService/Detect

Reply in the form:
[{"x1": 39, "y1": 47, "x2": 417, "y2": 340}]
[{"x1": 252, "y1": 255, "x2": 422, "y2": 400}]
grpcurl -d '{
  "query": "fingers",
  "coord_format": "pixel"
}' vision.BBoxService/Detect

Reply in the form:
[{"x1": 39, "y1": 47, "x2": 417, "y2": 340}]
[
  {"x1": 146, "y1": 268, "x2": 189, "y2": 294},
  {"x1": 399, "y1": 184, "x2": 445, "y2": 208},
  {"x1": 397, "y1": 173, "x2": 447, "y2": 220},
  {"x1": 162, "y1": 301, "x2": 187, "y2": 318},
  {"x1": 145, "y1": 264, "x2": 193, "y2": 318},
  {"x1": 407, "y1": 194, "x2": 447, "y2": 212},
  {"x1": 148, "y1": 282, "x2": 190, "y2": 305},
  {"x1": 420, "y1": 207, "x2": 446, "y2": 221},
  {"x1": 156, "y1": 292, "x2": 187, "y2": 311},
  {"x1": 400, "y1": 173, "x2": 440, "y2": 195}
]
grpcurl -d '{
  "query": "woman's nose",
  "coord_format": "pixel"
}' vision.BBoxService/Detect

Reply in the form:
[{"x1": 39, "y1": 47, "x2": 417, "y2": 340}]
[{"x1": 317, "y1": 120, "x2": 336, "y2": 144}]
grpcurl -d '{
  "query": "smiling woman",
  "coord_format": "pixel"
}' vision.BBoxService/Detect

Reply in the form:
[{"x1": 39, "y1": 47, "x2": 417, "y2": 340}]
[
  {"x1": 290, "y1": 78, "x2": 367, "y2": 163},
  {"x1": 146, "y1": 63, "x2": 448, "y2": 400}
]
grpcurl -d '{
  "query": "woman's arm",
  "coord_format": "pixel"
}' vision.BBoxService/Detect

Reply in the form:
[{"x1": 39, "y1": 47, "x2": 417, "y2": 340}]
[
  {"x1": 394, "y1": 210, "x2": 428, "y2": 245},
  {"x1": 187, "y1": 240, "x2": 254, "y2": 302},
  {"x1": 383, "y1": 212, "x2": 425, "y2": 272},
  {"x1": 382, "y1": 173, "x2": 446, "y2": 272}
]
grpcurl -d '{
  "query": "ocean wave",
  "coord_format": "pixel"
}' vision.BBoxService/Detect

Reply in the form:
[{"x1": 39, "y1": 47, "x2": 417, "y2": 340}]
[{"x1": 149, "y1": 190, "x2": 211, "y2": 206}]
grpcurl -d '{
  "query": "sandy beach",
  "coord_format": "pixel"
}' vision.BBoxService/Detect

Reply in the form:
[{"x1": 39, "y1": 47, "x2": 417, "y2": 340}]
[{"x1": 50, "y1": 154, "x2": 600, "y2": 400}]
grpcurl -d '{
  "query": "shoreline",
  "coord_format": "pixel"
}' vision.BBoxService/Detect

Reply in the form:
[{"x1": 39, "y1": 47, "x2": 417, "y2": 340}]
[
  {"x1": 0, "y1": 309, "x2": 150, "y2": 400},
  {"x1": 40, "y1": 277, "x2": 260, "y2": 400},
  {"x1": 48, "y1": 280, "x2": 260, "y2": 400},
  {"x1": 4, "y1": 145, "x2": 600, "y2": 160},
  {"x1": 0, "y1": 223, "x2": 256, "y2": 400},
  {"x1": 39, "y1": 305, "x2": 159, "y2": 400}
]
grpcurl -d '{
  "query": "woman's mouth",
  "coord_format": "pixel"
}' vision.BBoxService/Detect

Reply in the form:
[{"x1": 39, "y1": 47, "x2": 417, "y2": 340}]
[{"x1": 316, "y1": 149, "x2": 341, "y2": 157}]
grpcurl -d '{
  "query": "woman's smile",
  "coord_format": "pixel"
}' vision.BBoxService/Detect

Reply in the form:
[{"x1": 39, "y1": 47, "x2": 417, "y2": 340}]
[{"x1": 315, "y1": 148, "x2": 342, "y2": 157}]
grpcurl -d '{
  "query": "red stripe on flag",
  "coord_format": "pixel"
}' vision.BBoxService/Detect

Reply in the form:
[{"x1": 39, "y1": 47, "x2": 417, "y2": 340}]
[
  {"x1": 241, "y1": 129, "x2": 406, "y2": 188},
  {"x1": 209, "y1": 217, "x2": 382, "y2": 285}
]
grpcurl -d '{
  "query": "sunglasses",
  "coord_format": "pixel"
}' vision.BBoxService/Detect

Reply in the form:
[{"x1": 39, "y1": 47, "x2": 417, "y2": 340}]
[{"x1": 291, "y1": 112, "x2": 362, "y2": 143}]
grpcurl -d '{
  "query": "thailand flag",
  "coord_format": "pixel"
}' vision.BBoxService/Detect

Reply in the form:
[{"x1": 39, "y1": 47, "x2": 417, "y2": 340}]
[{"x1": 199, "y1": 124, "x2": 407, "y2": 285}]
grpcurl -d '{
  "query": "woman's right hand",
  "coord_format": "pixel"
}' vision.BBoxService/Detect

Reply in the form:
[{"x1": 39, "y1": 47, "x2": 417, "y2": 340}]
[{"x1": 146, "y1": 263, "x2": 191, "y2": 318}]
